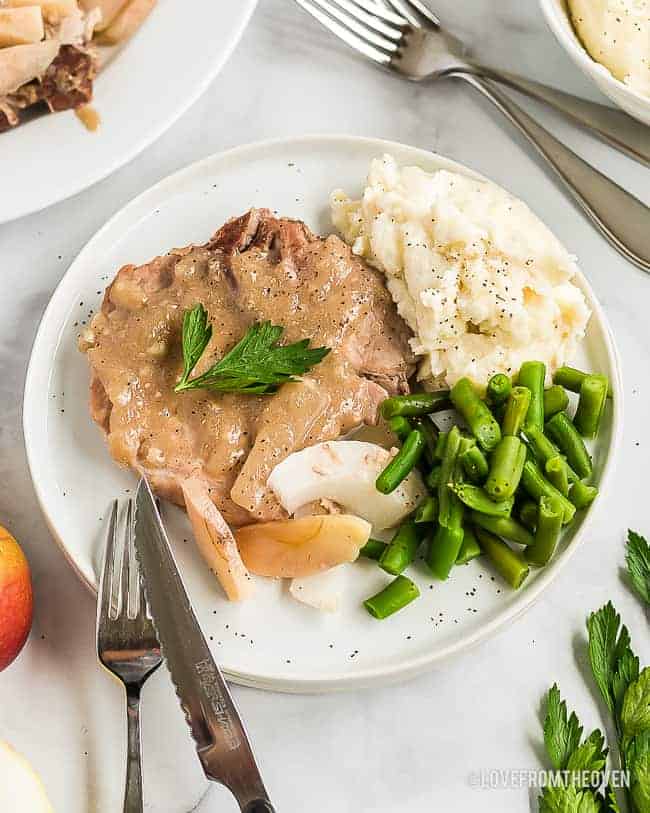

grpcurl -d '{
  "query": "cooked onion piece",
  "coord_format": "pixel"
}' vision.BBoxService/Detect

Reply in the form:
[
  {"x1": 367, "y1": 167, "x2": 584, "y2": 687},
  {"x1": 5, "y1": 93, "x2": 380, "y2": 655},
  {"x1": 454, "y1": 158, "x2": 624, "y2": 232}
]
[
  {"x1": 267, "y1": 440, "x2": 426, "y2": 530},
  {"x1": 236, "y1": 515, "x2": 371, "y2": 579},
  {"x1": 181, "y1": 477, "x2": 255, "y2": 602},
  {"x1": 96, "y1": 0, "x2": 155, "y2": 42},
  {"x1": 0, "y1": 40, "x2": 59, "y2": 96},
  {"x1": 0, "y1": 8, "x2": 44, "y2": 47},
  {"x1": 289, "y1": 565, "x2": 349, "y2": 612}
]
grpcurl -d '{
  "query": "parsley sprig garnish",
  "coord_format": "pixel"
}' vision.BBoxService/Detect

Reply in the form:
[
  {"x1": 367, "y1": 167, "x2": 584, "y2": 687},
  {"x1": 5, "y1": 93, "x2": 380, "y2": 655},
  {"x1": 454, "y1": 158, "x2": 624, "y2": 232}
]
[
  {"x1": 174, "y1": 304, "x2": 330, "y2": 395},
  {"x1": 534, "y1": 528, "x2": 650, "y2": 813}
]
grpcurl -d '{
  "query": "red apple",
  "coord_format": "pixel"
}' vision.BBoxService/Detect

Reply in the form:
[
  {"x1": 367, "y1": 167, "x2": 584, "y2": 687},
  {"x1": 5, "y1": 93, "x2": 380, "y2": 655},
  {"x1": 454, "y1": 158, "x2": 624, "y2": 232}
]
[{"x1": 0, "y1": 525, "x2": 33, "y2": 671}]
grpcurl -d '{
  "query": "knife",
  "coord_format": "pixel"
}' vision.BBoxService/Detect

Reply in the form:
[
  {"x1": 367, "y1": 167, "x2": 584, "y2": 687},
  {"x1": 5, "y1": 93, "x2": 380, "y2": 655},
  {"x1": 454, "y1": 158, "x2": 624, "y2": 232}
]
[{"x1": 133, "y1": 477, "x2": 276, "y2": 813}]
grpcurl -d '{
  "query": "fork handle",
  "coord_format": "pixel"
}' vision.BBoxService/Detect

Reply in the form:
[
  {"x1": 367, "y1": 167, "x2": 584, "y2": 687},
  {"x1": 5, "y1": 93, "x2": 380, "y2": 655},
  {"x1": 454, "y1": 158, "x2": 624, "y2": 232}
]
[
  {"x1": 463, "y1": 66, "x2": 650, "y2": 168},
  {"x1": 124, "y1": 686, "x2": 144, "y2": 813},
  {"x1": 449, "y1": 72, "x2": 650, "y2": 272}
]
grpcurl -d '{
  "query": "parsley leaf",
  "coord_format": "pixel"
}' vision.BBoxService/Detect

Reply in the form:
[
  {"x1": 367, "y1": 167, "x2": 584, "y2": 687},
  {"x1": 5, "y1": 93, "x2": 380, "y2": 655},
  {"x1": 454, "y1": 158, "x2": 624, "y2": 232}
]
[
  {"x1": 174, "y1": 305, "x2": 330, "y2": 395},
  {"x1": 626, "y1": 730, "x2": 650, "y2": 812},
  {"x1": 566, "y1": 729, "x2": 608, "y2": 783},
  {"x1": 587, "y1": 602, "x2": 634, "y2": 715},
  {"x1": 622, "y1": 668, "x2": 650, "y2": 744},
  {"x1": 626, "y1": 530, "x2": 650, "y2": 607},
  {"x1": 176, "y1": 303, "x2": 212, "y2": 390},
  {"x1": 545, "y1": 684, "x2": 584, "y2": 770},
  {"x1": 539, "y1": 783, "x2": 602, "y2": 813},
  {"x1": 603, "y1": 782, "x2": 622, "y2": 813}
]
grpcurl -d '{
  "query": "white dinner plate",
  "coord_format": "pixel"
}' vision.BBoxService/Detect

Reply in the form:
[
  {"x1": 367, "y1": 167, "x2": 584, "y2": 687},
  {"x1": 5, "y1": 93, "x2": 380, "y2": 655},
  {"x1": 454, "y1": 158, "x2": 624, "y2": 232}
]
[
  {"x1": 0, "y1": 0, "x2": 257, "y2": 224},
  {"x1": 23, "y1": 135, "x2": 623, "y2": 692}
]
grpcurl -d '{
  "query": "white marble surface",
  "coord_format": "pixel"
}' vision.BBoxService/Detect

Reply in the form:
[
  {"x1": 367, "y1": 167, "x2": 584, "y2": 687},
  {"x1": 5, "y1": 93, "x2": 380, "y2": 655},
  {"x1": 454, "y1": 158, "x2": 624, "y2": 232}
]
[{"x1": 1, "y1": 1, "x2": 649, "y2": 810}]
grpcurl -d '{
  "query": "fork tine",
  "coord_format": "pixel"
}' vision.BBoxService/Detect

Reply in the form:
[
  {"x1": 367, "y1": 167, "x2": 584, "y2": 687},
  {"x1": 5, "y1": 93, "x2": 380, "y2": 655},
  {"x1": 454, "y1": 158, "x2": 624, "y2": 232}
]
[
  {"x1": 295, "y1": 0, "x2": 393, "y2": 64},
  {"x1": 404, "y1": 0, "x2": 439, "y2": 25},
  {"x1": 97, "y1": 500, "x2": 118, "y2": 626},
  {"x1": 384, "y1": 0, "x2": 439, "y2": 27},
  {"x1": 120, "y1": 499, "x2": 133, "y2": 619},
  {"x1": 327, "y1": 0, "x2": 405, "y2": 39},
  {"x1": 347, "y1": 0, "x2": 408, "y2": 26},
  {"x1": 310, "y1": 0, "x2": 401, "y2": 50}
]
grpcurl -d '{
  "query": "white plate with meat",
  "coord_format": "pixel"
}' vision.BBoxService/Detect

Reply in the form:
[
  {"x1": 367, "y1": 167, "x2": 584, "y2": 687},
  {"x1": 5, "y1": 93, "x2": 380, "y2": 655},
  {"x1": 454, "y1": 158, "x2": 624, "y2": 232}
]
[
  {"x1": 23, "y1": 135, "x2": 623, "y2": 692},
  {"x1": 0, "y1": 0, "x2": 257, "y2": 224}
]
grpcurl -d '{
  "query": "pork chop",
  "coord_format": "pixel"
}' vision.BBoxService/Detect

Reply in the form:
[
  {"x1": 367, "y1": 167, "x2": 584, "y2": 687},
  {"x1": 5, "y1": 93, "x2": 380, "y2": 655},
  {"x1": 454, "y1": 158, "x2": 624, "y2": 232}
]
[{"x1": 80, "y1": 209, "x2": 414, "y2": 526}]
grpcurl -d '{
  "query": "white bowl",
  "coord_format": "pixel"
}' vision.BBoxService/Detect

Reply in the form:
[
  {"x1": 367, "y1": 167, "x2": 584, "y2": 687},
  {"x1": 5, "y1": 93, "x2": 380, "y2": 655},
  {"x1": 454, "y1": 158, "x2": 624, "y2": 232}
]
[{"x1": 539, "y1": 0, "x2": 650, "y2": 126}]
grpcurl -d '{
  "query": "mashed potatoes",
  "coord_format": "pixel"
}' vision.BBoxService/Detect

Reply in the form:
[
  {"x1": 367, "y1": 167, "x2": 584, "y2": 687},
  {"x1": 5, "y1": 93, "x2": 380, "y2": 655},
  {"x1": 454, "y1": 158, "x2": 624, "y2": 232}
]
[
  {"x1": 568, "y1": 0, "x2": 650, "y2": 97},
  {"x1": 331, "y1": 155, "x2": 590, "y2": 388}
]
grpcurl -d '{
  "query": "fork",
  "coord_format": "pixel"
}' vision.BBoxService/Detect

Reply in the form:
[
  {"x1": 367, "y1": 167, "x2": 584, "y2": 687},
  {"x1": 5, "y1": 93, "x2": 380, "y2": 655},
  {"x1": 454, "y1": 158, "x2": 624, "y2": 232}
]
[
  {"x1": 97, "y1": 500, "x2": 163, "y2": 813},
  {"x1": 294, "y1": 0, "x2": 650, "y2": 272}
]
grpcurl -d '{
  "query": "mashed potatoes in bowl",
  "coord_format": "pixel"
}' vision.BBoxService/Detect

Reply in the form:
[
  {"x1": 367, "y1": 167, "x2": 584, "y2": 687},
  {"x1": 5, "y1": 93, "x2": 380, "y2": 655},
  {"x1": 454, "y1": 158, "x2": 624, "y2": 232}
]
[
  {"x1": 331, "y1": 155, "x2": 591, "y2": 389},
  {"x1": 567, "y1": 0, "x2": 650, "y2": 98}
]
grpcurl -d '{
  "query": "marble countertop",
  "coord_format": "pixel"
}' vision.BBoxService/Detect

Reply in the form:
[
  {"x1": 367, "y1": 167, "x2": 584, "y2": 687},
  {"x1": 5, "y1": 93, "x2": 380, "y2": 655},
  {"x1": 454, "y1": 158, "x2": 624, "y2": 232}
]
[{"x1": 1, "y1": 1, "x2": 649, "y2": 810}]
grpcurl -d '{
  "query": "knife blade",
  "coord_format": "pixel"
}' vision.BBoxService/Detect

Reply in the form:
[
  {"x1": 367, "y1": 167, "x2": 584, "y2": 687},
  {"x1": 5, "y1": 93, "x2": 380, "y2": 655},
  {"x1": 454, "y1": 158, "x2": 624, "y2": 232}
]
[{"x1": 133, "y1": 477, "x2": 275, "y2": 813}]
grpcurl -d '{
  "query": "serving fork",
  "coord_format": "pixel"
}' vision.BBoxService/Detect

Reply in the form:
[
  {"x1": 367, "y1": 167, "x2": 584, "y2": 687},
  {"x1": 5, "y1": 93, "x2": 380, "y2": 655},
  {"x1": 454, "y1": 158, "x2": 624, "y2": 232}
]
[
  {"x1": 294, "y1": 0, "x2": 650, "y2": 272},
  {"x1": 97, "y1": 500, "x2": 162, "y2": 813}
]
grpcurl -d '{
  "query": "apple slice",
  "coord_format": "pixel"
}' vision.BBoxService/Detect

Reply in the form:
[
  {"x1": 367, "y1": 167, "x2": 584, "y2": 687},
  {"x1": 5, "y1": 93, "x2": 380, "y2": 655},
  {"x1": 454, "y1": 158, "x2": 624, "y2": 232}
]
[
  {"x1": 0, "y1": 8, "x2": 44, "y2": 47},
  {"x1": 0, "y1": 40, "x2": 59, "y2": 96},
  {"x1": 181, "y1": 477, "x2": 255, "y2": 602},
  {"x1": 267, "y1": 440, "x2": 426, "y2": 530},
  {"x1": 236, "y1": 515, "x2": 370, "y2": 579},
  {"x1": 98, "y1": 0, "x2": 155, "y2": 43},
  {"x1": 0, "y1": 742, "x2": 53, "y2": 812}
]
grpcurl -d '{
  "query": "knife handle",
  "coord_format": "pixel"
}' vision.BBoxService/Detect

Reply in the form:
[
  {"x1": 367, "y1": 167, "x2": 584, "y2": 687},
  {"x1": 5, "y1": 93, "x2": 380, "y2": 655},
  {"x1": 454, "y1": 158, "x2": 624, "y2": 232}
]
[{"x1": 243, "y1": 800, "x2": 276, "y2": 812}]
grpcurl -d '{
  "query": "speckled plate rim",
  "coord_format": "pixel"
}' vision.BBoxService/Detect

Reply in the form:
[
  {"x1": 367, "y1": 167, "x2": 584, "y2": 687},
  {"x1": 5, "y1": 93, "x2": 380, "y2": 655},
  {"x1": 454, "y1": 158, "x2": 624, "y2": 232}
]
[{"x1": 23, "y1": 134, "x2": 624, "y2": 692}]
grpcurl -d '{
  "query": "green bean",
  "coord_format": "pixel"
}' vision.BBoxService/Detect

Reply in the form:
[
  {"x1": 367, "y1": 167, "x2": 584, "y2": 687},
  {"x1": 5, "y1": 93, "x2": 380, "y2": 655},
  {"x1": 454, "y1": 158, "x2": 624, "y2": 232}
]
[
  {"x1": 470, "y1": 512, "x2": 534, "y2": 547},
  {"x1": 545, "y1": 455, "x2": 569, "y2": 497},
  {"x1": 376, "y1": 428, "x2": 426, "y2": 494},
  {"x1": 545, "y1": 412, "x2": 592, "y2": 480},
  {"x1": 414, "y1": 496, "x2": 438, "y2": 524},
  {"x1": 460, "y1": 444, "x2": 489, "y2": 483},
  {"x1": 427, "y1": 524, "x2": 465, "y2": 580},
  {"x1": 364, "y1": 575, "x2": 420, "y2": 619},
  {"x1": 485, "y1": 436, "x2": 526, "y2": 500},
  {"x1": 523, "y1": 425, "x2": 579, "y2": 484},
  {"x1": 388, "y1": 416, "x2": 412, "y2": 443},
  {"x1": 379, "y1": 522, "x2": 421, "y2": 576},
  {"x1": 433, "y1": 431, "x2": 448, "y2": 461},
  {"x1": 517, "y1": 361, "x2": 546, "y2": 432},
  {"x1": 450, "y1": 378, "x2": 502, "y2": 452},
  {"x1": 520, "y1": 459, "x2": 576, "y2": 524},
  {"x1": 380, "y1": 391, "x2": 451, "y2": 420},
  {"x1": 569, "y1": 480, "x2": 598, "y2": 510},
  {"x1": 456, "y1": 526, "x2": 482, "y2": 565},
  {"x1": 502, "y1": 386, "x2": 531, "y2": 437},
  {"x1": 526, "y1": 496, "x2": 563, "y2": 566},
  {"x1": 574, "y1": 375, "x2": 608, "y2": 439},
  {"x1": 437, "y1": 425, "x2": 462, "y2": 527},
  {"x1": 359, "y1": 539, "x2": 387, "y2": 561},
  {"x1": 475, "y1": 528, "x2": 530, "y2": 589},
  {"x1": 543, "y1": 385, "x2": 569, "y2": 419},
  {"x1": 487, "y1": 373, "x2": 511, "y2": 405},
  {"x1": 554, "y1": 365, "x2": 613, "y2": 398},
  {"x1": 415, "y1": 417, "x2": 439, "y2": 463},
  {"x1": 451, "y1": 483, "x2": 514, "y2": 518},
  {"x1": 519, "y1": 500, "x2": 538, "y2": 531},
  {"x1": 426, "y1": 465, "x2": 442, "y2": 490}
]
